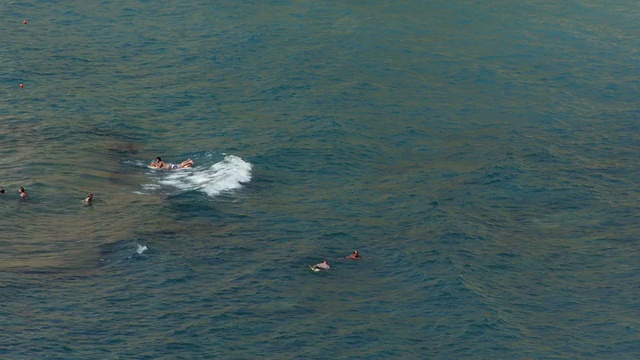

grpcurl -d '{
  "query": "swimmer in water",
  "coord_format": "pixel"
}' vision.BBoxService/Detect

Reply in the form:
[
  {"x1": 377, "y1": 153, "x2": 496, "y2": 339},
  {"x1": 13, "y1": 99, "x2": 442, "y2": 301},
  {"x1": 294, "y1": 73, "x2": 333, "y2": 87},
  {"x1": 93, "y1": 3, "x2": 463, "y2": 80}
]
[
  {"x1": 346, "y1": 250, "x2": 361, "y2": 260},
  {"x1": 150, "y1": 157, "x2": 194, "y2": 170},
  {"x1": 84, "y1": 192, "x2": 93, "y2": 205},
  {"x1": 18, "y1": 187, "x2": 29, "y2": 200},
  {"x1": 0, "y1": 189, "x2": 4, "y2": 194},
  {"x1": 312, "y1": 261, "x2": 330, "y2": 271}
]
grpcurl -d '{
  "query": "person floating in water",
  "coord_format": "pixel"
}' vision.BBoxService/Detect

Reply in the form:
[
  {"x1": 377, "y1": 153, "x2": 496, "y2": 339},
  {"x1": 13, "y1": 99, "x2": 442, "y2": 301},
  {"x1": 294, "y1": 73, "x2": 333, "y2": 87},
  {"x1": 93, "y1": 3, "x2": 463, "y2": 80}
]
[
  {"x1": 0, "y1": 189, "x2": 4, "y2": 194},
  {"x1": 18, "y1": 187, "x2": 29, "y2": 200},
  {"x1": 346, "y1": 250, "x2": 361, "y2": 260},
  {"x1": 84, "y1": 192, "x2": 93, "y2": 205},
  {"x1": 311, "y1": 260, "x2": 330, "y2": 271},
  {"x1": 150, "y1": 157, "x2": 194, "y2": 170}
]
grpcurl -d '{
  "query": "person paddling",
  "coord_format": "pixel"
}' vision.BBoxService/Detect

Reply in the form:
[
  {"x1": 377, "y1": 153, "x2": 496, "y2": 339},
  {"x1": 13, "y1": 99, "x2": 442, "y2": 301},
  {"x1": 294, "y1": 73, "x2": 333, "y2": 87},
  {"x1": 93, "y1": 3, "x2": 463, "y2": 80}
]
[
  {"x1": 312, "y1": 260, "x2": 330, "y2": 271},
  {"x1": 346, "y1": 250, "x2": 361, "y2": 260},
  {"x1": 150, "y1": 157, "x2": 194, "y2": 170}
]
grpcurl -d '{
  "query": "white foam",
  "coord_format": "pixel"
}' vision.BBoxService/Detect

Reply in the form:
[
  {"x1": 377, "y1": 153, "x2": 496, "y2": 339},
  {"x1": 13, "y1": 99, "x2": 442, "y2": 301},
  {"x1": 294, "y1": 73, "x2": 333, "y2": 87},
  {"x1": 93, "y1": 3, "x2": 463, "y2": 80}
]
[
  {"x1": 125, "y1": 159, "x2": 150, "y2": 168},
  {"x1": 142, "y1": 154, "x2": 252, "y2": 197},
  {"x1": 141, "y1": 183, "x2": 161, "y2": 191},
  {"x1": 136, "y1": 244, "x2": 148, "y2": 254}
]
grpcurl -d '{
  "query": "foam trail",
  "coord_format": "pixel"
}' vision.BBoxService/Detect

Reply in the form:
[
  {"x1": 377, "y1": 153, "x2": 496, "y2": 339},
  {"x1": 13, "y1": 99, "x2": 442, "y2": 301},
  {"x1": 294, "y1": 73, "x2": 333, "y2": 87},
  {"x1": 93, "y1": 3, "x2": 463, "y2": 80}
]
[
  {"x1": 142, "y1": 154, "x2": 252, "y2": 197},
  {"x1": 125, "y1": 159, "x2": 151, "y2": 168}
]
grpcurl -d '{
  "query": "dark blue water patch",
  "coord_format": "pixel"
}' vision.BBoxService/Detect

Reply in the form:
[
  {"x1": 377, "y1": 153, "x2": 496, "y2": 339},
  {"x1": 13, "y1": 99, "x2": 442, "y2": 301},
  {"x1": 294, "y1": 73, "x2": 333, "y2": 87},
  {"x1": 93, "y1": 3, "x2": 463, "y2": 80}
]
[
  {"x1": 239, "y1": 172, "x2": 277, "y2": 197},
  {"x1": 253, "y1": 146, "x2": 357, "y2": 180},
  {"x1": 246, "y1": 82, "x2": 311, "y2": 103},
  {"x1": 355, "y1": 262, "x2": 524, "y2": 357},
  {"x1": 0, "y1": 274, "x2": 34, "y2": 307},
  {"x1": 164, "y1": 193, "x2": 245, "y2": 220},
  {"x1": 0, "y1": 65, "x2": 43, "y2": 84},
  {"x1": 81, "y1": 122, "x2": 147, "y2": 143},
  {"x1": 155, "y1": 265, "x2": 197, "y2": 287},
  {"x1": 463, "y1": 164, "x2": 522, "y2": 186},
  {"x1": 105, "y1": 143, "x2": 142, "y2": 156},
  {"x1": 522, "y1": 148, "x2": 563, "y2": 164}
]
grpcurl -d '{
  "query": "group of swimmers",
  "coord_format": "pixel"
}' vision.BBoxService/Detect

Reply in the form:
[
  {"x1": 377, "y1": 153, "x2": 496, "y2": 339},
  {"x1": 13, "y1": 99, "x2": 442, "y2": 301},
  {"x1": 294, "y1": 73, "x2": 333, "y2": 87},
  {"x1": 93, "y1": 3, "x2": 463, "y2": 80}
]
[
  {"x1": 3, "y1": 157, "x2": 192, "y2": 205},
  {"x1": 311, "y1": 250, "x2": 361, "y2": 271},
  {"x1": 2, "y1": 186, "x2": 93, "y2": 205},
  {"x1": 150, "y1": 157, "x2": 194, "y2": 170},
  {"x1": 6, "y1": 156, "x2": 356, "y2": 272},
  {"x1": 0, "y1": 187, "x2": 31, "y2": 201}
]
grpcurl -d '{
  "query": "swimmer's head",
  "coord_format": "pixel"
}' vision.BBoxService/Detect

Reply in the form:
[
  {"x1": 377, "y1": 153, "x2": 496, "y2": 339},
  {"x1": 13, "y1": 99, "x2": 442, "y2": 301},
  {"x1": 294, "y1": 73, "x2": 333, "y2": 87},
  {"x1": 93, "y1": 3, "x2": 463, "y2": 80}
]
[
  {"x1": 156, "y1": 157, "x2": 162, "y2": 162},
  {"x1": 19, "y1": 187, "x2": 25, "y2": 192}
]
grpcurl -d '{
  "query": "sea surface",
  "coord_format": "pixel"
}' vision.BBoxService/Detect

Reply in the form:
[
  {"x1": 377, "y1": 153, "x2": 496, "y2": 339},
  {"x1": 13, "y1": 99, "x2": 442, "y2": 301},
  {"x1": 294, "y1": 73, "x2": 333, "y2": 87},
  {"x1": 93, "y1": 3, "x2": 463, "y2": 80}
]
[{"x1": 1, "y1": 1, "x2": 639, "y2": 359}]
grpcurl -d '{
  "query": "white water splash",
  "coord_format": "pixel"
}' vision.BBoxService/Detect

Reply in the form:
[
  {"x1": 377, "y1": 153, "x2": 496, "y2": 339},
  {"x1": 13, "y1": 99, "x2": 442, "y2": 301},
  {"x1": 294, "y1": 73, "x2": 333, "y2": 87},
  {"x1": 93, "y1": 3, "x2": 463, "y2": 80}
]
[
  {"x1": 141, "y1": 154, "x2": 252, "y2": 197},
  {"x1": 136, "y1": 244, "x2": 148, "y2": 254}
]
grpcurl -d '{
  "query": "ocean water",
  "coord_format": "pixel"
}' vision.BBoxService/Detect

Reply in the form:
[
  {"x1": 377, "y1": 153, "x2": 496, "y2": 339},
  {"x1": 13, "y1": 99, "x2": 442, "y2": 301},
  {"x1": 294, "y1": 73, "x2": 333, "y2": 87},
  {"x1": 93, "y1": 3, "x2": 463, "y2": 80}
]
[{"x1": 1, "y1": 1, "x2": 639, "y2": 359}]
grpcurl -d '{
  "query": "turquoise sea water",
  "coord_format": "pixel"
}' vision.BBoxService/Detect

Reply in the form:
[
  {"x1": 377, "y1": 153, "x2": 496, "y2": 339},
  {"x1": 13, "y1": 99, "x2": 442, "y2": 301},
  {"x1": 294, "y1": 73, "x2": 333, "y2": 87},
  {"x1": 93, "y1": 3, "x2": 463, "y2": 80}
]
[{"x1": 1, "y1": 1, "x2": 640, "y2": 358}]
